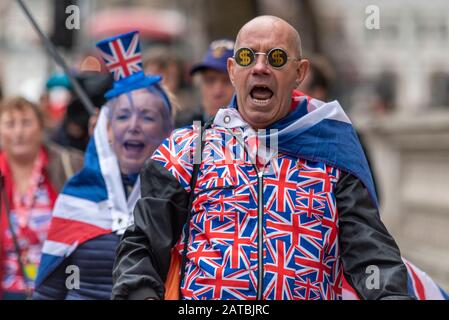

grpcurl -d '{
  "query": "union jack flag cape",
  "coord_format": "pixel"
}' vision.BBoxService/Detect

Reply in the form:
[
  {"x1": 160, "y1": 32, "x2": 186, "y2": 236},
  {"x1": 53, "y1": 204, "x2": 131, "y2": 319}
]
[
  {"x1": 261, "y1": 91, "x2": 378, "y2": 205},
  {"x1": 35, "y1": 107, "x2": 140, "y2": 287},
  {"x1": 225, "y1": 90, "x2": 448, "y2": 299}
]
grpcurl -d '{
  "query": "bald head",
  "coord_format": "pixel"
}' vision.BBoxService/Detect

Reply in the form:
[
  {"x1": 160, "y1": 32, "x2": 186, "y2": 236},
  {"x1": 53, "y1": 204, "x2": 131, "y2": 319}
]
[
  {"x1": 235, "y1": 15, "x2": 302, "y2": 58},
  {"x1": 227, "y1": 15, "x2": 309, "y2": 130}
]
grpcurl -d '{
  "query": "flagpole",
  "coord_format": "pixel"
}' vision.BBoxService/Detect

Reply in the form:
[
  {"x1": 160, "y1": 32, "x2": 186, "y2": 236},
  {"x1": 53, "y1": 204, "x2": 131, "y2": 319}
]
[{"x1": 15, "y1": 0, "x2": 96, "y2": 115}]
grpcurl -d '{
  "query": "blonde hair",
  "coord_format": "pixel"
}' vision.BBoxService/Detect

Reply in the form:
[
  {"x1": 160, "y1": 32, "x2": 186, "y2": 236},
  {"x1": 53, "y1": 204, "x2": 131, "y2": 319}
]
[{"x1": 160, "y1": 84, "x2": 179, "y2": 120}]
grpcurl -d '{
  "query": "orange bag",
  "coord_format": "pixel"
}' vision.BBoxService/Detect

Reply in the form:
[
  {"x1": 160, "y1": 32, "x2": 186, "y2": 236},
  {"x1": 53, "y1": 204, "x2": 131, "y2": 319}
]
[{"x1": 164, "y1": 250, "x2": 182, "y2": 300}]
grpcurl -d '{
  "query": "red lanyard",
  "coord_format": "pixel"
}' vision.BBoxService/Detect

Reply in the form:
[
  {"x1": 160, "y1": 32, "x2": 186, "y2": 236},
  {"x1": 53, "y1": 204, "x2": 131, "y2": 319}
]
[{"x1": 12, "y1": 149, "x2": 45, "y2": 229}]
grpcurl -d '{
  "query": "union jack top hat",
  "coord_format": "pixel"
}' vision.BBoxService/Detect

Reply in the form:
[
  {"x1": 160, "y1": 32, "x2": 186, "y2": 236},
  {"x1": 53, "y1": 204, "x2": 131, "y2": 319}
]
[{"x1": 96, "y1": 30, "x2": 162, "y2": 100}]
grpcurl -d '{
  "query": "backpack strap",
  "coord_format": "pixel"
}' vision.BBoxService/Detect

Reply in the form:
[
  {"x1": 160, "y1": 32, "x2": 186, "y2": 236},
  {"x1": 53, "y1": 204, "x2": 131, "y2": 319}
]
[{"x1": 178, "y1": 118, "x2": 213, "y2": 298}]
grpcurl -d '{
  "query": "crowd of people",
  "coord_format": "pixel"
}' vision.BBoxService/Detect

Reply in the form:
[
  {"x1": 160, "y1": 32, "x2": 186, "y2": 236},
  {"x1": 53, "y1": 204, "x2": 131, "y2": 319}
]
[{"x1": 0, "y1": 15, "x2": 448, "y2": 300}]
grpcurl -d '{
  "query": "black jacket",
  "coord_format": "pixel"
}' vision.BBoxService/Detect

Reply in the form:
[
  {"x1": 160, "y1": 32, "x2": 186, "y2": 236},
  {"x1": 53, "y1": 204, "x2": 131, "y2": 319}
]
[{"x1": 112, "y1": 158, "x2": 411, "y2": 300}]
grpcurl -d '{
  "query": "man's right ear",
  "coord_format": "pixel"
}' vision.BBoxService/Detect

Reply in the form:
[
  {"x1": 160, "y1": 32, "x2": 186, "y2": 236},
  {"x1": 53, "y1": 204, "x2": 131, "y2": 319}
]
[
  {"x1": 227, "y1": 58, "x2": 236, "y2": 87},
  {"x1": 297, "y1": 59, "x2": 310, "y2": 85}
]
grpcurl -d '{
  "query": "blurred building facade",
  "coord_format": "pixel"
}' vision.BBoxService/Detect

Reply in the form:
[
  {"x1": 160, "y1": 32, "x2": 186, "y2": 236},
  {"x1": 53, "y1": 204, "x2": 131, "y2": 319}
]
[{"x1": 0, "y1": 0, "x2": 52, "y2": 103}]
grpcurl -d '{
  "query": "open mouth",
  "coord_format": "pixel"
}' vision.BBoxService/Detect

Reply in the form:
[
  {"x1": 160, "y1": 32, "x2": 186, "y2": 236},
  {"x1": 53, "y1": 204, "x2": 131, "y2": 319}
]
[
  {"x1": 124, "y1": 140, "x2": 145, "y2": 153},
  {"x1": 250, "y1": 85, "x2": 273, "y2": 105}
]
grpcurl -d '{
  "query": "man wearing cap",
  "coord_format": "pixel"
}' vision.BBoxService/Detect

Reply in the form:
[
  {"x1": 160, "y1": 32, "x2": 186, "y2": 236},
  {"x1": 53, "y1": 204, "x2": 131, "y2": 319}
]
[
  {"x1": 189, "y1": 39, "x2": 235, "y2": 123},
  {"x1": 112, "y1": 16, "x2": 412, "y2": 300}
]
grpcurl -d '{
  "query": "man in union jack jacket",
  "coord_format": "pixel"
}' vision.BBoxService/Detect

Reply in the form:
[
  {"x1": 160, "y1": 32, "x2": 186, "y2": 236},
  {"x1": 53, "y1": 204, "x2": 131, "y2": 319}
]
[{"x1": 112, "y1": 15, "x2": 413, "y2": 300}]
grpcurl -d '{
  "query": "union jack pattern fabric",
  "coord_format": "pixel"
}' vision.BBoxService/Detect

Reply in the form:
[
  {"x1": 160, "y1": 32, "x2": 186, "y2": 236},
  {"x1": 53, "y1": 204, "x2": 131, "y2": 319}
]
[
  {"x1": 152, "y1": 93, "x2": 448, "y2": 300},
  {"x1": 96, "y1": 31, "x2": 142, "y2": 81},
  {"x1": 152, "y1": 124, "x2": 343, "y2": 300}
]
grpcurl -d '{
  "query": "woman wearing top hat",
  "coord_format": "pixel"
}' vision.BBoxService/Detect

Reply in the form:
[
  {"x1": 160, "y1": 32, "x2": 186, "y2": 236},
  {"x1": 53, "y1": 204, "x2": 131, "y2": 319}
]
[{"x1": 32, "y1": 31, "x2": 176, "y2": 300}]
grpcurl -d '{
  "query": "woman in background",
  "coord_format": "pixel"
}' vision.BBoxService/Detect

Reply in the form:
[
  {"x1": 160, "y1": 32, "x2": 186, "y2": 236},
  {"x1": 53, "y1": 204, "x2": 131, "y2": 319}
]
[{"x1": 0, "y1": 97, "x2": 83, "y2": 299}]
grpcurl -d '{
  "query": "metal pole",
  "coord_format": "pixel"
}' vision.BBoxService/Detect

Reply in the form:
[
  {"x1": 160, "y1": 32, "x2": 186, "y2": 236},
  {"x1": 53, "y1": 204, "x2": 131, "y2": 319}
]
[{"x1": 15, "y1": 0, "x2": 96, "y2": 115}]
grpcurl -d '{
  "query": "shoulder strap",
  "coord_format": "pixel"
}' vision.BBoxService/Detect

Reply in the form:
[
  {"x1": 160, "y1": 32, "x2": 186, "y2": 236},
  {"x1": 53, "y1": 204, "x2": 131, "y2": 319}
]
[{"x1": 179, "y1": 118, "x2": 213, "y2": 297}]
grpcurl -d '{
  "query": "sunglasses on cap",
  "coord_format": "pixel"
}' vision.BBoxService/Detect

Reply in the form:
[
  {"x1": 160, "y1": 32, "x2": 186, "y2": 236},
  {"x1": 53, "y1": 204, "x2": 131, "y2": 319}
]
[{"x1": 233, "y1": 47, "x2": 300, "y2": 69}]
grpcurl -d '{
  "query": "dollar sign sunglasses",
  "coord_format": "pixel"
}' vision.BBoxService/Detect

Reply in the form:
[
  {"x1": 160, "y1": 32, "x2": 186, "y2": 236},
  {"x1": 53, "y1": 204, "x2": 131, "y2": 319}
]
[{"x1": 233, "y1": 47, "x2": 300, "y2": 69}]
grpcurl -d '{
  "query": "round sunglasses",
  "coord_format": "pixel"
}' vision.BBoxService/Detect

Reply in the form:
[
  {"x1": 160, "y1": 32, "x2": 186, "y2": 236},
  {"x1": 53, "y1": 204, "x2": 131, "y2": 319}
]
[{"x1": 233, "y1": 47, "x2": 299, "y2": 69}]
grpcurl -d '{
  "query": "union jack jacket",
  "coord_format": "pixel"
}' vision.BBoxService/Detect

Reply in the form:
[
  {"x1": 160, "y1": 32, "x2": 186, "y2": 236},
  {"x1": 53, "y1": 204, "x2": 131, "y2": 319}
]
[{"x1": 112, "y1": 93, "x2": 411, "y2": 300}]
